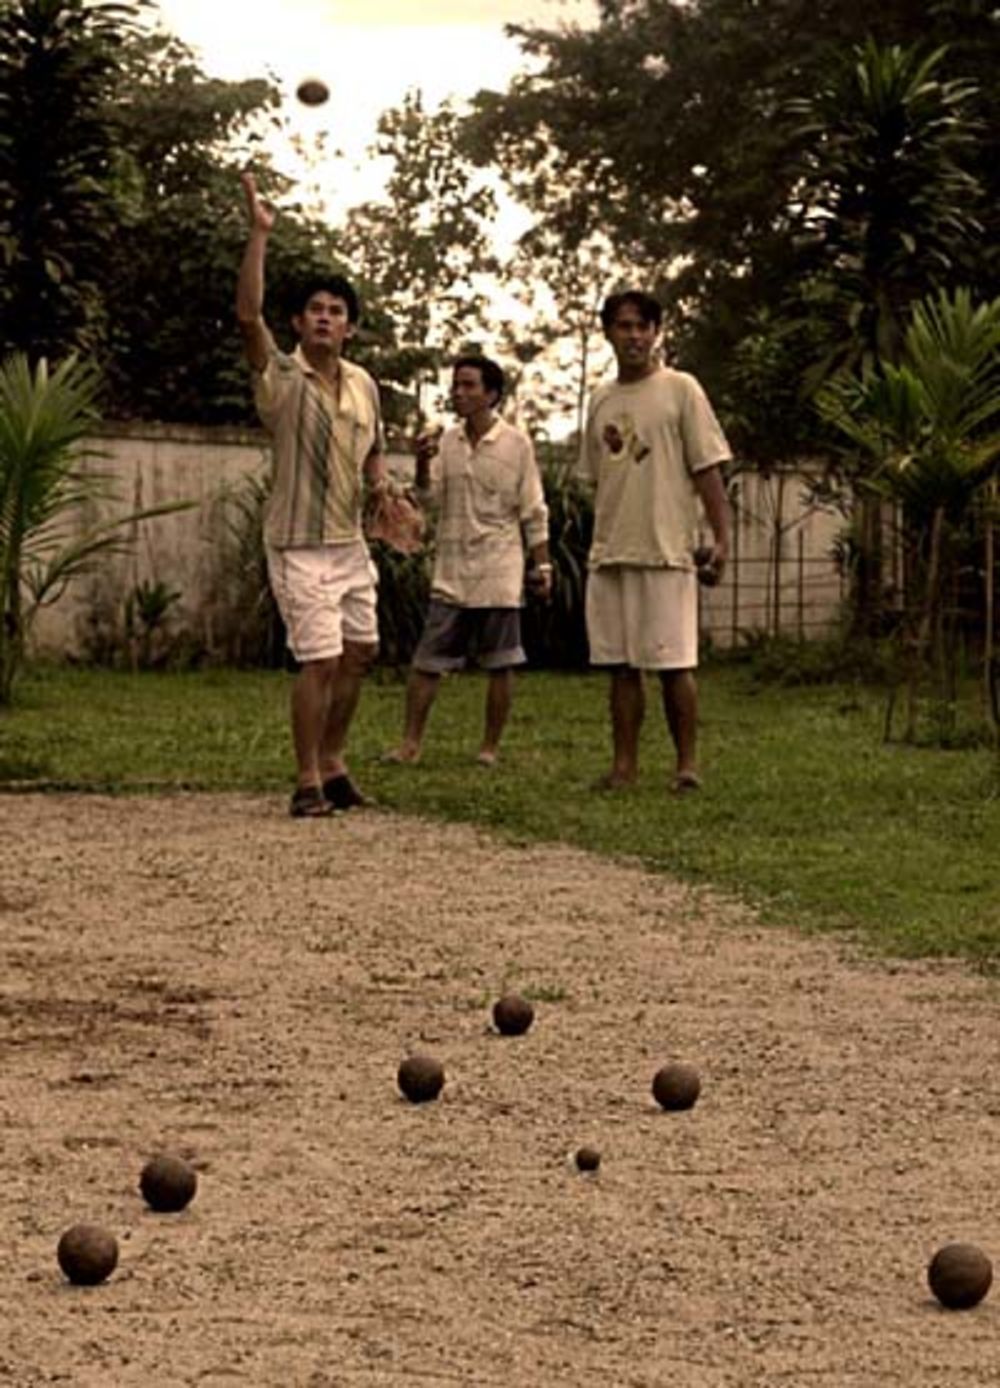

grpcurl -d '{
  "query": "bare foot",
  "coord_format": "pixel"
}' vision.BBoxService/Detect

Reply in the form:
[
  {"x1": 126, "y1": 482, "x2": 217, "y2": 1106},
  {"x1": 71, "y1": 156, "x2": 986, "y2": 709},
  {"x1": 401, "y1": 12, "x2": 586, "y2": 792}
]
[
  {"x1": 671, "y1": 770, "x2": 702, "y2": 793},
  {"x1": 476, "y1": 749, "x2": 498, "y2": 767},
  {"x1": 382, "y1": 746, "x2": 421, "y2": 765},
  {"x1": 591, "y1": 771, "x2": 636, "y2": 792}
]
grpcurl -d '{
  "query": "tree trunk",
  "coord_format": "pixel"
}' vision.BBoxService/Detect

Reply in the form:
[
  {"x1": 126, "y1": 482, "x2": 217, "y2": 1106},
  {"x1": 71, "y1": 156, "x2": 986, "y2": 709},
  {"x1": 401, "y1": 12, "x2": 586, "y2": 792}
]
[
  {"x1": 985, "y1": 485, "x2": 997, "y2": 741},
  {"x1": 905, "y1": 505, "x2": 945, "y2": 742},
  {"x1": 852, "y1": 492, "x2": 885, "y2": 638}
]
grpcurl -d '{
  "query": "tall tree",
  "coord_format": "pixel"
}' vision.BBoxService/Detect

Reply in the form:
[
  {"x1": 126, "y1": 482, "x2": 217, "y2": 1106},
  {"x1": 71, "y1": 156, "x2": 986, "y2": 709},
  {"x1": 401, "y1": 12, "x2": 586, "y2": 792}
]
[
  {"x1": 788, "y1": 39, "x2": 983, "y2": 377},
  {"x1": 467, "y1": 0, "x2": 996, "y2": 400},
  {"x1": 0, "y1": 2, "x2": 405, "y2": 425},
  {"x1": 341, "y1": 92, "x2": 500, "y2": 432},
  {"x1": 0, "y1": 0, "x2": 138, "y2": 362}
]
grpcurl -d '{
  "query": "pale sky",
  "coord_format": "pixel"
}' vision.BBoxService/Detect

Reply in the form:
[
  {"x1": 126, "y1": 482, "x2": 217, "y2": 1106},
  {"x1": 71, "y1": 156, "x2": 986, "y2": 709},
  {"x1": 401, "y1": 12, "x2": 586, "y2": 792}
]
[
  {"x1": 151, "y1": 0, "x2": 606, "y2": 428},
  {"x1": 154, "y1": 0, "x2": 596, "y2": 192}
]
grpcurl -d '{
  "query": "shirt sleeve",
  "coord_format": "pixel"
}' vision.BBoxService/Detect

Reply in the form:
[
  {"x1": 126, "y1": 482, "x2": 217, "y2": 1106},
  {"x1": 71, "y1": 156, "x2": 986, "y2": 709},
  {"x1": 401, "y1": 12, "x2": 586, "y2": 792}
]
[
  {"x1": 680, "y1": 374, "x2": 731, "y2": 474},
  {"x1": 518, "y1": 433, "x2": 549, "y2": 550},
  {"x1": 252, "y1": 333, "x2": 296, "y2": 429}
]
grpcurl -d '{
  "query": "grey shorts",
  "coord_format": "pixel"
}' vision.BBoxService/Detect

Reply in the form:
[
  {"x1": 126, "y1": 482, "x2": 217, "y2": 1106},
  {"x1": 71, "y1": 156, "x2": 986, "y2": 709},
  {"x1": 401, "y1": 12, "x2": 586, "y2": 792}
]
[{"x1": 412, "y1": 600, "x2": 525, "y2": 673}]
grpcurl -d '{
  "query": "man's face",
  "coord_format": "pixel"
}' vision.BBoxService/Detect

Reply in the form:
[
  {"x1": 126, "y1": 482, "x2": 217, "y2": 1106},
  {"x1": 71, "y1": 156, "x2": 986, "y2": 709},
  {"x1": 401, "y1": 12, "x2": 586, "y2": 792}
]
[
  {"x1": 293, "y1": 292, "x2": 354, "y2": 352},
  {"x1": 605, "y1": 303, "x2": 659, "y2": 371},
  {"x1": 450, "y1": 365, "x2": 495, "y2": 417}
]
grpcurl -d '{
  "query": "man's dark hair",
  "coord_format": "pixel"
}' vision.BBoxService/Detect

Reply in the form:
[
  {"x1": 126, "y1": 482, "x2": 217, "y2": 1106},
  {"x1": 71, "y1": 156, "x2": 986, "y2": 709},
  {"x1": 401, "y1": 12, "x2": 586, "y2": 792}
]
[
  {"x1": 291, "y1": 275, "x2": 360, "y2": 324},
  {"x1": 453, "y1": 353, "x2": 506, "y2": 405},
  {"x1": 599, "y1": 290, "x2": 662, "y2": 332}
]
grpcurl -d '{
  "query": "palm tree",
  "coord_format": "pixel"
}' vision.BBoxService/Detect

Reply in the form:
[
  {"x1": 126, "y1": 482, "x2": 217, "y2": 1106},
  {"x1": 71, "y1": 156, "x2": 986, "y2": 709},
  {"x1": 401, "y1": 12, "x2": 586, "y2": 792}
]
[
  {"x1": 790, "y1": 39, "x2": 983, "y2": 640},
  {"x1": 818, "y1": 288, "x2": 1000, "y2": 740},
  {"x1": 0, "y1": 352, "x2": 188, "y2": 704}
]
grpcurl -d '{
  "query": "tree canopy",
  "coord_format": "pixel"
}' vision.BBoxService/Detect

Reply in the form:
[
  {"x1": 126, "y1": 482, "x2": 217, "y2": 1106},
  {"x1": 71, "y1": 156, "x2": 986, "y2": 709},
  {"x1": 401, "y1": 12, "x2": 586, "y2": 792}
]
[{"x1": 467, "y1": 0, "x2": 997, "y2": 442}]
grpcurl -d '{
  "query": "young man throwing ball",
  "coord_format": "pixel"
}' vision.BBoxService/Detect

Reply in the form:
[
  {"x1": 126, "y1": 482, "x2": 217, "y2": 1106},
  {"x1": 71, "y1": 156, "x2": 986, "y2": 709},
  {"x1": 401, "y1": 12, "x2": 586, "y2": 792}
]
[
  {"x1": 583, "y1": 290, "x2": 732, "y2": 793},
  {"x1": 385, "y1": 355, "x2": 551, "y2": 766},
  {"x1": 236, "y1": 171, "x2": 390, "y2": 817}
]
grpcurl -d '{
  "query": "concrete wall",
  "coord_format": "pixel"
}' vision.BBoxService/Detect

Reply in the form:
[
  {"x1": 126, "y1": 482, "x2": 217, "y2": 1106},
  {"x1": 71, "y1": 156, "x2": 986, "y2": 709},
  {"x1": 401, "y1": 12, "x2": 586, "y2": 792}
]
[
  {"x1": 28, "y1": 425, "x2": 848, "y2": 659},
  {"x1": 30, "y1": 423, "x2": 271, "y2": 659}
]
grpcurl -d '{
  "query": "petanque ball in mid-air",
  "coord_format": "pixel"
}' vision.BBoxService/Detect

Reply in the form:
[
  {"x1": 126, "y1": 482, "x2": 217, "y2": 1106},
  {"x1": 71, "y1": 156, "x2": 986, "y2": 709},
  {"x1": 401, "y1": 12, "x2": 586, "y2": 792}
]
[
  {"x1": 397, "y1": 1053, "x2": 445, "y2": 1104},
  {"x1": 493, "y1": 993, "x2": 534, "y2": 1037},
  {"x1": 652, "y1": 1062, "x2": 701, "y2": 1111},
  {"x1": 575, "y1": 1146, "x2": 601, "y2": 1173},
  {"x1": 928, "y1": 1243, "x2": 993, "y2": 1310},
  {"x1": 57, "y1": 1223, "x2": 119, "y2": 1286},
  {"x1": 139, "y1": 1154, "x2": 198, "y2": 1213},
  {"x1": 296, "y1": 77, "x2": 329, "y2": 107}
]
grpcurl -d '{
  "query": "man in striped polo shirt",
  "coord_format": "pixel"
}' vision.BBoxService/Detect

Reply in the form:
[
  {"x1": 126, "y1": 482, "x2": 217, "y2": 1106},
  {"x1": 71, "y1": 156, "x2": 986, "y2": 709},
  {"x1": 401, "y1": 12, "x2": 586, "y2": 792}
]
[{"x1": 237, "y1": 172, "x2": 389, "y2": 817}]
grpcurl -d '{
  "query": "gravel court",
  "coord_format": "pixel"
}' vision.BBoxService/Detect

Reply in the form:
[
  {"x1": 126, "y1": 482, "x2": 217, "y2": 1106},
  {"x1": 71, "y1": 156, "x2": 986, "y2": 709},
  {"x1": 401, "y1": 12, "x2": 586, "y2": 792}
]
[{"x1": 0, "y1": 793, "x2": 998, "y2": 1386}]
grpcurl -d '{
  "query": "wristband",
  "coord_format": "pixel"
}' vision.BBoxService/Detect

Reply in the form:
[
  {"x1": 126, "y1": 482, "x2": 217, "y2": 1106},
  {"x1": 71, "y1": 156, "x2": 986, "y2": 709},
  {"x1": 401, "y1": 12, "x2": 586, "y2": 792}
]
[{"x1": 535, "y1": 562, "x2": 553, "y2": 574}]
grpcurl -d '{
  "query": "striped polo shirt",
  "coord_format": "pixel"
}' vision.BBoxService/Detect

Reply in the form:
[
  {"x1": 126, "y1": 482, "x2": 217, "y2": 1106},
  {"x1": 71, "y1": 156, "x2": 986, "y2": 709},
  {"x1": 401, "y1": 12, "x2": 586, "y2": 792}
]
[{"x1": 253, "y1": 338, "x2": 384, "y2": 549}]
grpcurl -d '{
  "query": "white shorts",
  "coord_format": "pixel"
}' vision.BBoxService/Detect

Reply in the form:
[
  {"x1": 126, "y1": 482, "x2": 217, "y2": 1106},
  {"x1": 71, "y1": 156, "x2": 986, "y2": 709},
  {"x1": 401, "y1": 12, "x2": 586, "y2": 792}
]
[
  {"x1": 266, "y1": 541, "x2": 378, "y2": 663},
  {"x1": 586, "y1": 565, "x2": 698, "y2": 670}
]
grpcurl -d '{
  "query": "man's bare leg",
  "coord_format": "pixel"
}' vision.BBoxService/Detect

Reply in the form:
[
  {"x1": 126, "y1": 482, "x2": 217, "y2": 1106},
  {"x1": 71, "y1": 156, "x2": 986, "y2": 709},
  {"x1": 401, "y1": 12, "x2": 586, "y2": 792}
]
[
  {"x1": 385, "y1": 668, "x2": 441, "y2": 763},
  {"x1": 318, "y1": 640, "x2": 377, "y2": 782},
  {"x1": 601, "y1": 666, "x2": 645, "y2": 787},
  {"x1": 659, "y1": 668, "x2": 700, "y2": 786},
  {"x1": 291, "y1": 657, "x2": 339, "y2": 790},
  {"x1": 478, "y1": 668, "x2": 514, "y2": 765}
]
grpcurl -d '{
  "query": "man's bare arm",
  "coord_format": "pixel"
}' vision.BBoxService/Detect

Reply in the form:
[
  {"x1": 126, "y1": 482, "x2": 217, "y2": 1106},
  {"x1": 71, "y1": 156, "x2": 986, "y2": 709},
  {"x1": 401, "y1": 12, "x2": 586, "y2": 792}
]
[
  {"x1": 236, "y1": 172, "x2": 274, "y2": 372},
  {"x1": 692, "y1": 464, "x2": 732, "y2": 580}
]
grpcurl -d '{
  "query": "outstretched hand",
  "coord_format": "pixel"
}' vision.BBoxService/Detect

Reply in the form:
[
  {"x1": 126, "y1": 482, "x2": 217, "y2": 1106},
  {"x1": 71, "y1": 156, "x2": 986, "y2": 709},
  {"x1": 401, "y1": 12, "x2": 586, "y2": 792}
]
[{"x1": 240, "y1": 171, "x2": 276, "y2": 234}]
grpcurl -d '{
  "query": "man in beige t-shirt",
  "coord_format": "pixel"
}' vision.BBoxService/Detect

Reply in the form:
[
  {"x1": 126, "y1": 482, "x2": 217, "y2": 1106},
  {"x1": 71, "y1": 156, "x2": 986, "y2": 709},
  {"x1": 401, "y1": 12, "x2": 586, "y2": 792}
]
[{"x1": 583, "y1": 290, "x2": 732, "y2": 792}]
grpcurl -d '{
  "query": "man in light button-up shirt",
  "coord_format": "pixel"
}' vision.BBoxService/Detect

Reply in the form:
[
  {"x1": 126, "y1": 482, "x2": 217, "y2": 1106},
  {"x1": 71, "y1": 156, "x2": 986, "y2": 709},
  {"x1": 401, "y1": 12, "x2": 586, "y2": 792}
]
[{"x1": 385, "y1": 355, "x2": 551, "y2": 766}]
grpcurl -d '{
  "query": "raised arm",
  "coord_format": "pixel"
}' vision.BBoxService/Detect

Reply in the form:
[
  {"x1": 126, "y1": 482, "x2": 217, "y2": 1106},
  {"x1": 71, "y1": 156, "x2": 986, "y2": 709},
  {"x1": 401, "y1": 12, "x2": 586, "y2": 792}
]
[{"x1": 236, "y1": 172, "x2": 275, "y2": 372}]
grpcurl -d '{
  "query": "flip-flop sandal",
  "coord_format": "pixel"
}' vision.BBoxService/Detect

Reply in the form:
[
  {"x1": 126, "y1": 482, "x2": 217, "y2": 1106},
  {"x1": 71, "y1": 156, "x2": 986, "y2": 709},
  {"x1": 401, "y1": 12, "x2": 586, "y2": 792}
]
[
  {"x1": 671, "y1": 771, "x2": 703, "y2": 794},
  {"x1": 322, "y1": 773, "x2": 372, "y2": 810},
  {"x1": 289, "y1": 786, "x2": 335, "y2": 818}
]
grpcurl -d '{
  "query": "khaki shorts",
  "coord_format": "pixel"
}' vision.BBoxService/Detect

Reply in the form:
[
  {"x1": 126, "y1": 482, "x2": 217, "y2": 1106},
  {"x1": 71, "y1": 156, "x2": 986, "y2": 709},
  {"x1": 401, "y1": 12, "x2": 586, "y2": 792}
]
[
  {"x1": 266, "y1": 540, "x2": 378, "y2": 663},
  {"x1": 586, "y1": 565, "x2": 698, "y2": 670}
]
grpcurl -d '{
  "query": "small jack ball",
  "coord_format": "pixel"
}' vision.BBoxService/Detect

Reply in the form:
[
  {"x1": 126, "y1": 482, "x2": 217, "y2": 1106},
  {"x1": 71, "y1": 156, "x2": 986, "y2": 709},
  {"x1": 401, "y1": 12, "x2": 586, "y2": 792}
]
[
  {"x1": 57, "y1": 1223, "x2": 119, "y2": 1285},
  {"x1": 493, "y1": 993, "x2": 534, "y2": 1036},
  {"x1": 928, "y1": 1243, "x2": 993, "y2": 1310},
  {"x1": 140, "y1": 1154, "x2": 197, "y2": 1213},
  {"x1": 397, "y1": 1053, "x2": 445, "y2": 1104},
  {"x1": 575, "y1": 1147, "x2": 601, "y2": 1173},
  {"x1": 652, "y1": 1062, "x2": 701, "y2": 1111}
]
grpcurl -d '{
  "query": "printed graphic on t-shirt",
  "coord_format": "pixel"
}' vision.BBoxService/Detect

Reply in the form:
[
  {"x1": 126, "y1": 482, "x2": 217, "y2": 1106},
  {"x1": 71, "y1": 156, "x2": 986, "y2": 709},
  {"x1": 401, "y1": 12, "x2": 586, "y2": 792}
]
[{"x1": 602, "y1": 413, "x2": 650, "y2": 465}]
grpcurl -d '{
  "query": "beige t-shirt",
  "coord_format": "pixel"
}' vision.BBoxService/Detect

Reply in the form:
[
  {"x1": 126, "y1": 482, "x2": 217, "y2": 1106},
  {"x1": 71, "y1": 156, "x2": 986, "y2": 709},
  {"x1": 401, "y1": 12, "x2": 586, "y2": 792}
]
[
  {"x1": 254, "y1": 340, "x2": 384, "y2": 549},
  {"x1": 583, "y1": 367, "x2": 730, "y2": 569},
  {"x1": 429, "y1": 416, "x2": 549, "y2": 608}
]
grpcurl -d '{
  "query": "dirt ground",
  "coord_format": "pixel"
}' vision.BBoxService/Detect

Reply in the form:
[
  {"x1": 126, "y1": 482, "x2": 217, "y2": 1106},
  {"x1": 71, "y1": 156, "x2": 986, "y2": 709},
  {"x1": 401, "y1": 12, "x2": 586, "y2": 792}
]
[{"x1": 1, "y1": 793, "x2": 999, "y2": 1387}]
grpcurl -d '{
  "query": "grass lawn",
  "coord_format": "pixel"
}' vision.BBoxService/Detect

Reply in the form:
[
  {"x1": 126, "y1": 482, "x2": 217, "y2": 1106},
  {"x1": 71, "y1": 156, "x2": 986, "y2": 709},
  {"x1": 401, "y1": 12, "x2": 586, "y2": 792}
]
[{"x1": 2, "y1": 662, "x2": 998, "y2": 962}]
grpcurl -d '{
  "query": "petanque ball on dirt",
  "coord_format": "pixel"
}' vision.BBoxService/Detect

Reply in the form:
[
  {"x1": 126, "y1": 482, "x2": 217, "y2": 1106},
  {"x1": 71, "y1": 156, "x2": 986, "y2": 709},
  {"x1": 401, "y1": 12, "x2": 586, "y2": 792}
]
[
  {"x1": 295, "y1": 77, "x2": 329, "y2": 106},
  {"x1": 928, "y1": 1243, "x2": 993, "y2": 1310},
  {"x1": 652, "y1": 1062, "x2": 701, "y2": 1111},
  {"x1": 493, "y1": 993, "x2": 534, "y2": 1037},
  {"x1": 397, "y1": 1053, "x2": 445, "y2": 1104},
  {"x1": 575, "y1": 1146, "x2": 601, "y2": 1173},
  {"x1": 139, "y1": 1154, "x2": 198, "y2": 1213},
  {"x1": 57, "y1": 1223, "x2": 119, "y2": 1286}
]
